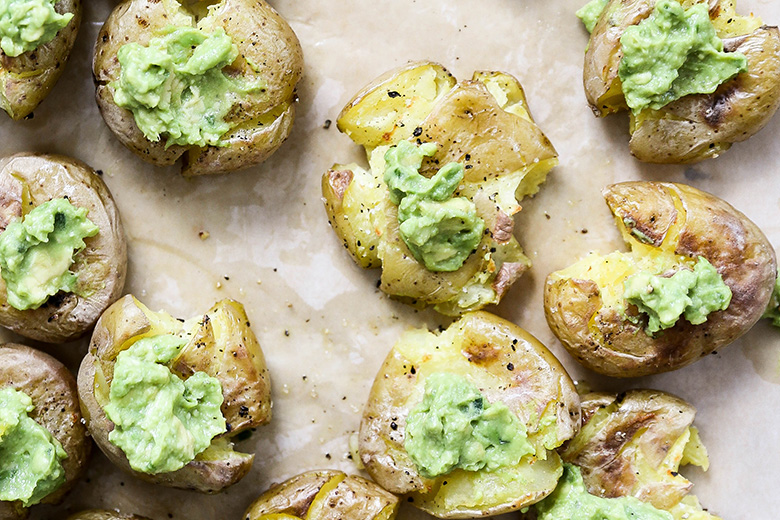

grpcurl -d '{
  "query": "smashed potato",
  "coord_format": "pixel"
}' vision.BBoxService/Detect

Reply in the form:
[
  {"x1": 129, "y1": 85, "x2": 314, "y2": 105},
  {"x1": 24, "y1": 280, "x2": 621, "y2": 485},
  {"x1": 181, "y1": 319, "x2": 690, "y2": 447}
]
[
  {"x1": 0, "y1": 0, "x2": 81, "y2": 120},
  {"x1": 560, "y1": 390, "x2": 720, "y2": 520},
  {"x1": 94, "y1": 0, "x2": 303, "y2": 176},
  {"x1": 323, "y1": 61, "x2": 558, "y2": 315},
  {"x1": 243, "y1": 470, "x2": 399, "y2": 520},
  {"x1": 77, "y1": 295, "x2": 271, "y2": 493},
  {"x1": 359, "y1": 312, "x2": 579, "y2": 518},
  {"x1": 0, "y1": 344, "x2": 90, "y2": 520},
  {"x1": 583, "y1": 0, "x2": 780, "y2": 163},
  {"x1": 0, "y1": 154, "x2": 126, "y2": 343},
  {"x1": 545, "y1": 181, "x2": 777, "y2": 377}
]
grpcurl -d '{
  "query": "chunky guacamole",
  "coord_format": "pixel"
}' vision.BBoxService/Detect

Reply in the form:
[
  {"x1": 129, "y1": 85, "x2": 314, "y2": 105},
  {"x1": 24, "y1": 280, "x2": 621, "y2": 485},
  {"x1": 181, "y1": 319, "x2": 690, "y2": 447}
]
[
  {"x1": 535, "y1": 464, "x2": 673, "y2": 520},
  {"x1": 576, "y1": 0, "x2": 608, "y2": 33},
  {"x1": 618, "y1": 0, "x2": 747, "y2": 113},
  {"x1": 384, "y1": 141, "x2": 484, "y2": 272},
  {"x1": 0, "y1": 0, "x2": 73, "y2": 57},
  {"x1": 112, "y1": 26, "x2": 261, "y2": 148},
  {"x1": 763, "y1": 271, "x2": 780, "y2": 327},
  {"x1": 104, "y1": 334, "x2": 226, "y2": 474},
  {"x1": 0, "y1": 387, "x2": 67, "y2": 506},
  {"x1": 623, "y1": 256, "x2": 731, "y2": 334},
  {"x1": 0, "y1": 197, "x2": 98, "y2": 311},
  {"x1": 404, "y1": 372, "x2": 534, "y2": 479}
]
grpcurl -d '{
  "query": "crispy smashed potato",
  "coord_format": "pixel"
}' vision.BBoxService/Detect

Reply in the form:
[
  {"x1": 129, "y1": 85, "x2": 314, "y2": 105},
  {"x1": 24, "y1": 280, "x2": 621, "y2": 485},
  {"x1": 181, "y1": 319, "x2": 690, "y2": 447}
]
[
  {"x1": 561, "y1": 390, "x2": 720, "y2": 520},
  {"x1": 359, "y1": 312, "x2": 579, "y2": 518},
  {"x1": 0, "y1": 344, "x2": 90, "y2": 520},
  {"x1": 94, "y1": 0, "x2": 303, "y2": 176},
  {"x1": 323, "y1": 61, "x2": 558, "y2": 315},
  {"x1": 545, "y1": 181, "x2": 776, "y2": 377},
  {"x1": 0, "y1": 154, "x2": 126, "y2": 343},
  {"x1": 584, "y1": 0, "x2": 780, "y2": 163},
  {"x1": 243, "y1": 470, "x2": 399, "y2": 520},
  {"x1": 77, "y1": 295, "x2": 271, "y2": 493},
  {"x1": 0, "y1": 0, "x2": 81, "y2": 120}
]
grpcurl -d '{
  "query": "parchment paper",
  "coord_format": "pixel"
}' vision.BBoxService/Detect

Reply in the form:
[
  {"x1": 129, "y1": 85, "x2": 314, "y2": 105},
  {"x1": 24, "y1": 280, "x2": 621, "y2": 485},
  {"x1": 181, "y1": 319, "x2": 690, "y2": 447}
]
[{"x1": 1, "y1": 0, "x2": 778, "y2": 518}]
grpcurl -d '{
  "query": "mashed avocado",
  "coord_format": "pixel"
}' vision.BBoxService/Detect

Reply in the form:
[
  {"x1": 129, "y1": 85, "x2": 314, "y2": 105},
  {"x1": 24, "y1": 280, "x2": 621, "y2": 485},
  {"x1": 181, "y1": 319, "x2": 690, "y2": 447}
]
[
  {"x1": 535, "y1": 464, "x2": 673, "y2": 520},
  {"x1": 576, "y1": 0, "x2": 608, "y2": 33},
  {"x1": 404, "y1": 372, "x2": 534, "y2": 479},
  {"x1": 384, "y1": 141, "x2": 484, "y2": 272},
  {"x1": 618, "y1": 0, "x2": 747, "y2": 113},
  {"x1": 623, "y1": 256, "x2": 731, "y2": 335},
  {"x1": 763, "y1": 271, "x2": 780, "y2": 327},
  {"x1": 112, "y1": 26, "x2": 262, "y2": 148},
  {"x1": 104, "y1": 334, "x2": 226, "y2": 474},
  {"x1": 0, "y1": 0, "x2": 73, "y2": 57},
  {"x1": 0, "y1": 387, "x2": 66, "y2": 506},
  {"x1": 0, "y1": 198, "x2": 98, "y2": 311}
]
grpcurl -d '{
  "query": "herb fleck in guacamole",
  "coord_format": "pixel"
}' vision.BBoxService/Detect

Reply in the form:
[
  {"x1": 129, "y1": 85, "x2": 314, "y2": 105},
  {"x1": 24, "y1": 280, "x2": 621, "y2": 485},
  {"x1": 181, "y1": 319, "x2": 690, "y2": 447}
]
[
  {"x1": 0, "y1": 0, "x2": 73, "y2": 57},
  {"x1": 535, "y1": 464, "x2": 673, "y2": 520},
  {"x1": 383, "y1": 141, "x2": 484, "y2": 272},
  {"x1": 0, "y1": 387, "x2": 67, "y2": 506},
  {"x1": 618, "y1": 0, "x2": 747, "y2": 113},
  {"x1": 0, "y1": 198, "x2": 98, "y2": 311},
  {"x1": 112, "y1": 26, "x2": 262, "y2": 148},
  {"x1": 623, "y1": 256, "x2": 731, "y2": 335},
  {"x1": 104, "y1": 334, "x2": 226, "y2": 474},
  {"x1": 404, "y1": 372, "x2": 534, "y2": 479}
]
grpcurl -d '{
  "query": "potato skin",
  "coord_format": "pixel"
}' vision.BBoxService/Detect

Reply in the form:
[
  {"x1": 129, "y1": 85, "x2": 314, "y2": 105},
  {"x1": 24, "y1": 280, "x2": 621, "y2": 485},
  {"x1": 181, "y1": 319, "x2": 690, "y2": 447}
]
[
  {"x1": 359, "y1": 312, "x2": 580, "y2": 518},
  {"x1": 0, "y1": 0, "x2": 81, "y2": 120},
  {"x1": 0, "y1": 344, "x2": 91, "y2": 520},
  {"x1": 93, "y1": 0, "x2": 303, "y2": 176},
  {"x1": 0, "y1": 154, "x2": 127, "y2": 343},
  {"x1": 243, "y1": 470, "x2": 399, "y2": 520},
  {"x1": 544, "y1": 181, "x2": 777, "y2": 377},
  {"x1": 77, "y1": 295, "x2": 272, "y2": 493},
  {"x1": 66, "y1": 511, "x2": 150, "y2": 520}
]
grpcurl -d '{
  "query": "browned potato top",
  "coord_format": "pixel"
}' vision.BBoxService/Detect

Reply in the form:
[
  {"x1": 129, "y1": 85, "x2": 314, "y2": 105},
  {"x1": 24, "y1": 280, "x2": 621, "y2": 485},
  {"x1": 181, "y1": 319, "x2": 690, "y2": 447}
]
[
  {"x1": 0, "y1": 344, "x2": 91, "y2": 519},
  {"x1": 244, "y1": 470, "x2": 399, "y2": 520},
  {"x1": 0, "y1": 153, "x2": 126, "y2": 343},
  {"x1": 545, "y1": 181, "x2": 777, "y2": 377}
]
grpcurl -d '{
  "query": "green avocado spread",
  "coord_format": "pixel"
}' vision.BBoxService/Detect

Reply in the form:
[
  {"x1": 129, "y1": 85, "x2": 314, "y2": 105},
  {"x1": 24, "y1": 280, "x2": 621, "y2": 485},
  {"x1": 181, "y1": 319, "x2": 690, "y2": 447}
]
[
  {"x1": 383, "y1": 140, "x2": 484, "y2": 272},
  {"x1": 576, "y1": 0, "x2": 608, "y2": 33},
  {"x1": 763, "y1": 271, "x2": 780, "y2": 327},
  {"x1": 0, "y1": 198, "x2": 98, "y2": 311},
  {"x1": 0, "y1": 387, "x2": 67, "y2": 506},
  {"x1": 535, "y1": 464, "x2": 673, "y2": 520},
  {"x1": 104, "y1": 334, "x2": 226, "y2": 474},
  {"x1": 618, "y1": 0, "x2": 747, "y2": 113},
  {"x1": 112, "y1": 26, "x2": 262, "y2": 148},
  {"x1": 623, "y1": 256, "x2": 731, "y2": 335},
  {"x1": 0, "y1": 0, "x2": 73, "y2": 57},
  {"x1": 404, "y1": 372, "x2": 534, "y2": 479}
]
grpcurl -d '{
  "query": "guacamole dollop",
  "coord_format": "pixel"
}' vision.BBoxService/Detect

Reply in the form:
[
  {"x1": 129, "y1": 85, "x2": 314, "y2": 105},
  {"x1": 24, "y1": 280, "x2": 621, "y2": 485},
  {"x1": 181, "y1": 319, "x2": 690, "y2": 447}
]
[
  {"x1": 0, "y1": 387, "x2": 66, "y2": 506},
  {"x1": 0, "y1": 197, "x2": 98, "y2": 311},
  {"x1": 0, "y1": 0, "x2": 73, "y2": 57},
  {"x1": 404, "y1": 372, "x2": 534, "y2": 479},
  {"x1": 535, "y1": 464, "x2": 673, "y2": 520},
  {"x1": 618, "y1": 0, "x2": 747, "y2": 114},
  {"x1": 623, "y1": 256, "x2": 731, "y2": 335},
  {"x1": 112, "y1": 26, "x2": 261, "y2": 148},
  {"x1": 763, "y1": 271, "x2": 780, "y2": 327},
  {"x1": 384, "y1": 140, "x2": 484, "y2": 272},
  {"x1": 104, "y1": 334, "x2": 226, "y2": 474},
  {"x1": 576, "y1": 0, "x2": 608, "y2": 33}
]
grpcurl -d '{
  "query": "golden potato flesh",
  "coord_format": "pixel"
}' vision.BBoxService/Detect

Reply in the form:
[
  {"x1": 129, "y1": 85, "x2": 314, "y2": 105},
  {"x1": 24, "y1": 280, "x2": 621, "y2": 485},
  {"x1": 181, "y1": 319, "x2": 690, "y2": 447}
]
[
  {"x1": 0, "y1": 344, "x2": 91, "y2": 520},
  {"x1": 323, "y1": 62, "x2": 558, "y2": 315},
  {"x1": 0, "y1": 154, "x2": 126, "y2": 343},
  {"x1": 93, "y1": 0, "x2": 303, "y2": 176},
  {"x1": 583, "y1": 0, "x2": 780, "y2": 163},
  {"x1": 561, "y1": 390, "x2": 720, "y2": 520},
  {"x1": 0, "y1": 0, "x2": 81, "y2": 120},
  {"x1": 66, "y1": 511, "x2": 150, "y2": 520},
  {"x1": 243, "y1": 470, "x2": 399, "y2": 520},
  {"x1": 544, "y1": 181, "x2": 777, "y2": 377},
  {"x1": 77, "y1": 295, "x2": 271, "y2": 493},
  {"x1": 359, "y1": 312, "x2": 580, "y2": 518}
]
